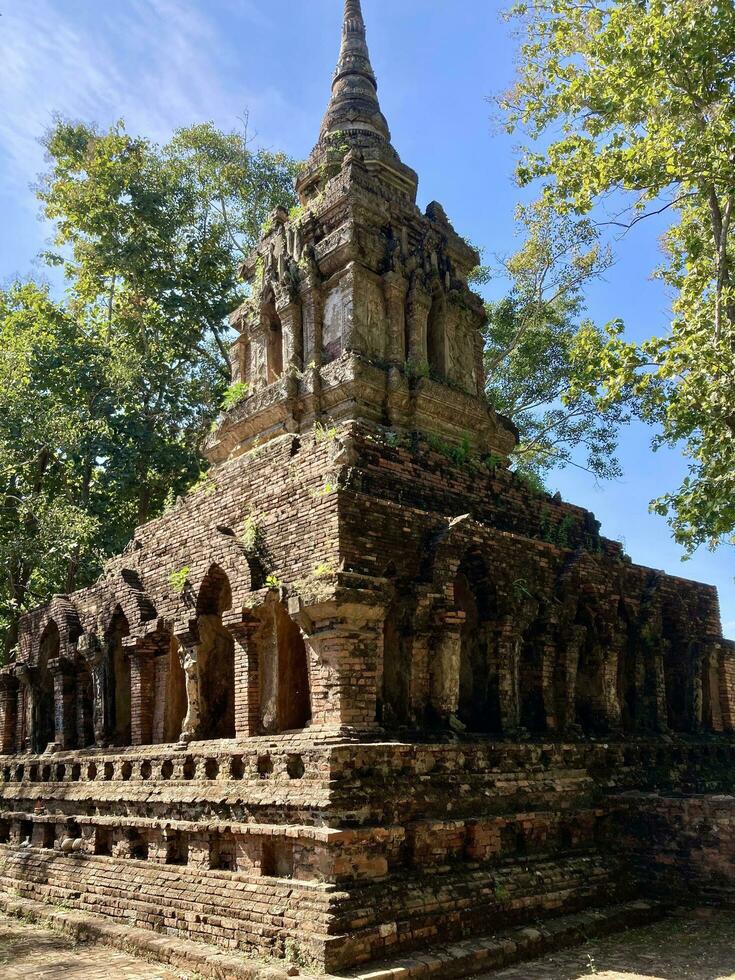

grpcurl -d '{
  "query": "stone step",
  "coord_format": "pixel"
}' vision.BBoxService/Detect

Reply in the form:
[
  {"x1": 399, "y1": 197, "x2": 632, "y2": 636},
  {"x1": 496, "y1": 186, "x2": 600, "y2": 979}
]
[
  {"x1": 0, "y1": 890, "x2": 293, "y2": 980},
  {"x1": 338, "y1": 899, "x2": 669, "y2": 980},
  {"x1": 0, "y1": 882, "x2": 667, "y2": 980}
]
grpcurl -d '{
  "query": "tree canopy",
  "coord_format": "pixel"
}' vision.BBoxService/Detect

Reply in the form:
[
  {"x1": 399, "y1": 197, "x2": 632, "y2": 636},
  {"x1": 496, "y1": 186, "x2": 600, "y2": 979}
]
[
  {"x1": 0, "y1": 120, "x2": 298, "y2": 657},
  {"x1": 484, "y1": 202, "x2": 628, "y2": 486},
  {"x1": 500, "y1": 0, "x2": 735, "y2": 554}
]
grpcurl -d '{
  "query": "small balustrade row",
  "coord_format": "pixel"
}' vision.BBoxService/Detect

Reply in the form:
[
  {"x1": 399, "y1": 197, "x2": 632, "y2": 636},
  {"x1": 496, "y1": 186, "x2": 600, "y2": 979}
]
[
  {"x1": 0, "y1": 814, "x2": 324, "y2": 881},
  {"x1": 0, "y1": 806, "x2": 612, "y2": 881},
  {"x1": 1, "y1": 751, "x2": 308, "y2": 785}
]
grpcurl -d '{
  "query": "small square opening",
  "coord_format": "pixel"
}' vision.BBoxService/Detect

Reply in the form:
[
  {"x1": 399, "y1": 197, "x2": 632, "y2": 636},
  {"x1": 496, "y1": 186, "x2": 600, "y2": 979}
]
[
  {"x1": 261, "y1": 838, "x2": 294, "y2": 879},
  {"x1": 209, "y1": 834, "x2": 237, "y2": 871},
  {"x1": 165, "y1": 830, "x2": 188, "y2": 866},
  {"x1": 94, "y1": 827, "x2": 112, "y2": 856}
]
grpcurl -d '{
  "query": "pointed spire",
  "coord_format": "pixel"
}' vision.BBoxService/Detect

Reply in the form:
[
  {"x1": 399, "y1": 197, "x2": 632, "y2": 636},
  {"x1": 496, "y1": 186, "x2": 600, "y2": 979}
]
[{"x1": 320, "y1": 0, "x2": 391, "y2": 142}]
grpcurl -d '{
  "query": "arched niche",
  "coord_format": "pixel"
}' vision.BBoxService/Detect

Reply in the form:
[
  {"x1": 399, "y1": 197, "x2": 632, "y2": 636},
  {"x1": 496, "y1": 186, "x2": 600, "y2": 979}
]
[
  {"x1": 196, "y1": 564, "x2": 235, "y2": 740},
  {"x1": 105, "y1": 607, "x2": 132, "y2": 745},
  {"x1": 276, "y1": 604, "x2": 311, "y2": 732},
  {"x1": 518, "y1": 614, "x2": 547, "y2": 734},
  {"x1": 574, "y1": 597, "x2": 608, "y2": 733},
  {"x1": 661, "y1": 599, "x2": 694, "y2": 732},
  {"x1": 162, "y1": 635, "x2": 187, "y2": 743},
  {"x1": 380, "y1": 579, "x2": 415, "y2": 729},
  {"x1": 262, "y1": 294, "x2": 284, "y2": 384},
  {"x1": 259, "y1": 602, "x2": 311, "y2": 735},
  {"x1": 147, "y1": 631, "x2": 187, "y2": 745},
  {"x1": 426, "y1": 288, "x2": 447, "y2": 378},
  {"x1": 453, "y1": 551, "x2": 502, "y2": 733},
  {"x1": 616, "y1": 598, "x2": 640, "y2": 732},
  {"x1": 34, "y1": 621, "x2": 58, "y2": 753}
]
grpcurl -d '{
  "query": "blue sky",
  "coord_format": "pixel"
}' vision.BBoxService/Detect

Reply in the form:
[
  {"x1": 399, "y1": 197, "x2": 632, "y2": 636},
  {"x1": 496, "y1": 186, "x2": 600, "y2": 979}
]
[{"x1": 1, "y1": 0, "x2": 733, "y2": 633}]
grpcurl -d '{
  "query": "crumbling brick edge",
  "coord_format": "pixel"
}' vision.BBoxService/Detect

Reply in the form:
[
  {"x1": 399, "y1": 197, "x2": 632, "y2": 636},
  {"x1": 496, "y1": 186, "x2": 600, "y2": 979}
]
[
  {"x1": 0, "y1": 891, "x2": 297, "y2": 980},
  {"x1": 0, "y1": 890, "x2": 671, "y2": 980},
  {"x1": 339, "y1": 900, "x2": 671, "y2": 980}
]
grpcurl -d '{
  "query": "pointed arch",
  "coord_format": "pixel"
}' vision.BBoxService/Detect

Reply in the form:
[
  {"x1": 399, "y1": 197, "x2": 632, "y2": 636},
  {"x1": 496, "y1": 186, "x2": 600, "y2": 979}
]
[
  {"x1": 34, "y1": 620, "x2": 58, "y2": 753},
  {"x1": 262, "y1": 289, "x2": 284, "y2": 384},
  {"x1": 453, "y1": 549, "x2": 502, "y2": 733},
  {"x1": 380, "y1": 575, "x2": 415, "y2": 729},
  {"x1": 35, "y1": 596, "x2": 82, "y2": 660},
  {"x1": 196, "y1": 564, "x2": 235, "y2": 739},
  {"x1": 196, "y1": 563, "x2": 233, "y2": 617},
  {"x1": 105, "y1": 606, "x2": 132, "y2": 745}
]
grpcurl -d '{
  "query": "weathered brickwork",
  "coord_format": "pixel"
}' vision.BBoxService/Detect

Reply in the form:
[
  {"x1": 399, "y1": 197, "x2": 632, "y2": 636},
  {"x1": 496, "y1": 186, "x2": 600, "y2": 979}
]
[
  {"x1": 608, "y1": 793, "x2": 735, "y2": 909},
  {"x1": 0, "y1": 2, "x2": 733, "y2": 975}
]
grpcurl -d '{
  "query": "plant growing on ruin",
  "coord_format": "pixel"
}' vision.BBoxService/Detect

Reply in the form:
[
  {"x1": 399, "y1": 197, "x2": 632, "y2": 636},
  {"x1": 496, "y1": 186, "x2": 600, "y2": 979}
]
[
  {"x1": 482, "y1": 453, "x2": 504, "y2": 472},
  {"x1": 512, "y1": 578, "x2": 534, "y2": 601},
  {"x1": 285, "y1": 938, "x2": 315, "y2": 970},
  {"x1": 493, "y1": 881, "x2": 510, "y2": 903},
  {"x1": 220, "y1": 382, "x2": 251, "y2": 412},
  {"x1": 264, "y1": 574, "x2": 281, "y2": 590},
  {"x1": 450, "y1": 435, "x2": 473, "y2": 466},
  {"x1": 311, "y1": 478, "x2": 337, "y2": 498},
  {"x1": 405, "y1": 360, "x2": 430, "y2": 382},
  {"x1": 513, "y1": 468, "x2": 546, "y2": 496},
  {"x1": 239, "y1": 513, "x2": 261, "y2": 554},
  {"x1": 168, "y1": 567, "x2": 190, "y2": 593},
  {"x1": 314, "y1": 420, "x2": 338, "y2": 444},
  {"x1": 188, "y1": 473, "x2": 216, "y2": 497}
]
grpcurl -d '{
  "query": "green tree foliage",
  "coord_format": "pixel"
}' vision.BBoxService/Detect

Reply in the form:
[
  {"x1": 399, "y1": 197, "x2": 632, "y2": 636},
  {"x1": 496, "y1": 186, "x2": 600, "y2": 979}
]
[
  {"x1": 0, "y1": 283, "x2": 101, "y2": 652},
  {"x1": 485, "y1": 202, "x2": 627, "y2": 484},
  {"x1": 501, "y1": 0, "x2": 735, "y2": 553},
  {"x1": 0, "y1": 120, "x2": 298, "y2": 656}
]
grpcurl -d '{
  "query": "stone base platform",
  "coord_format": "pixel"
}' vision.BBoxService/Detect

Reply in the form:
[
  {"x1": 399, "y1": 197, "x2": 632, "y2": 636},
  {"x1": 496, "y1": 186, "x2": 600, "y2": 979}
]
[
  {"x1": 1, "y1": 736, "x2": 734, "y2": 974},
  {"x1": 0, "y1": 891, "x2": 667, "y2": 980}
]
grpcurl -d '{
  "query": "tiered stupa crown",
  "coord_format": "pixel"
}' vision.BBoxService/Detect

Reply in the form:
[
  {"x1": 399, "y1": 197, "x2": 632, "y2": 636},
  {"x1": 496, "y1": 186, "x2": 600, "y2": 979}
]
[
  {"x1": 205, "y1": 0, "x2": 517, "y2": 465},
  {"x1": 320, "y1": 0, "x2": 390, "y2": 142}
]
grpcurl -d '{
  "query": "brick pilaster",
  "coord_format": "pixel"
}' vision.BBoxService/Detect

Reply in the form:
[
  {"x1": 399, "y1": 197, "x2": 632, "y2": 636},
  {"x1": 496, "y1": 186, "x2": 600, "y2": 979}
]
[
  {"x1": 128, "y1": 643, "x2": 156, "y2": 746},
  {"x1": 0, "y1": 673, "x2": 19, "y2": 754},
  {"x1": 48, "y1": 656, "x2": 77, "y2": 750},
  {"x1": 232, "y1": 619, "x2": 261, "y2": 738}
]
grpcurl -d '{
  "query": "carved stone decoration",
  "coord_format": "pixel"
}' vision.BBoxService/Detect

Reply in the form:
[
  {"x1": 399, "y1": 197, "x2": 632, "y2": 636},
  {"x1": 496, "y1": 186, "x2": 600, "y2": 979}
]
[
  {"x1": 178, "y1": 643, "x2": 201, "y2": 744},
  {"x1": 78, "y1": 631, "x2": 110, "y2": 747},
  {"x1": 14, "y1": 663, "x2": 38, "y2": 753}
]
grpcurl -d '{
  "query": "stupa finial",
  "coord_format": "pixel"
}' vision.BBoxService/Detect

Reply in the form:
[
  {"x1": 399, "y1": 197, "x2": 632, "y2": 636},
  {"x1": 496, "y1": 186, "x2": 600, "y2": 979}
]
[{"x1": 320, "y1": 0, "x2": 391, "y2": 142}]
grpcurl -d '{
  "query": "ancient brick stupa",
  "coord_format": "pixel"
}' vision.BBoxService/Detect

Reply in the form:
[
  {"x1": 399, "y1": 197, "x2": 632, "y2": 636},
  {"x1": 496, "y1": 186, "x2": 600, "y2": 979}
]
[{"x1": 1, "y1": 2, "x2": 734, "y2": 975}]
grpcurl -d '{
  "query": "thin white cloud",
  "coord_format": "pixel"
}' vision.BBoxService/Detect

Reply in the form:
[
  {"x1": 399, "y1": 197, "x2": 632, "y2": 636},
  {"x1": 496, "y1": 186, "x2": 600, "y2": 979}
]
[{"x1": 0, "y1": 0, "x2": 296, "y2": 210}]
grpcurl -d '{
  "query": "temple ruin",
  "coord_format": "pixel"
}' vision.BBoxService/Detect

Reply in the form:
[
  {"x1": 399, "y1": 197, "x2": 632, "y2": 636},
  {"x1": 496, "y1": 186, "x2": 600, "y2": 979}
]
[{"x1": 1, "y1": 2, "x2": 734, "y2": 976}]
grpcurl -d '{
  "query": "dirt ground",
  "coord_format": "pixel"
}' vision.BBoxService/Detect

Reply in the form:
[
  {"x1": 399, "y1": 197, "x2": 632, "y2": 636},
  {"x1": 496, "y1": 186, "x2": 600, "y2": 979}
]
[
  {"x1": 0, "y1": 911, "x2": 183, "y2": 979},
  {"x1": 482, "y1": 908, "x2": 735, "y2": 980},
  {"x1": 1, "y1": 907, "x2": 735, "y2": 979}
]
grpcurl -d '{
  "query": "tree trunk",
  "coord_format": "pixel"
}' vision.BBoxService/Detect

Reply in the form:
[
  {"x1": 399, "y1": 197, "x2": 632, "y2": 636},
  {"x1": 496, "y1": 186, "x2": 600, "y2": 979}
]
[{"x1": 66, "y1": 456, "x2": 93, "y2": 593}]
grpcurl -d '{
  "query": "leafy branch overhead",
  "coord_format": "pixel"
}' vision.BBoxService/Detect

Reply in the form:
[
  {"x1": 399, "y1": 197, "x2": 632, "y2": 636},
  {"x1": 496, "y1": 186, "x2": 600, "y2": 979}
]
[
  {"x1": 486, "y1": 201, "x2": 629, "y2": 484},
  {"x1": 500, "y1": 0, "x2": 735, "y2": 554},
  {"x1": 0, "y1": 119, "x2": 299, "y2": 658}
]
